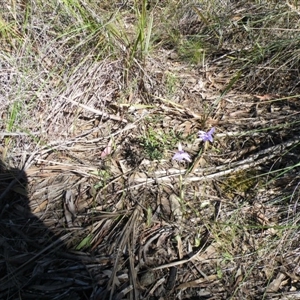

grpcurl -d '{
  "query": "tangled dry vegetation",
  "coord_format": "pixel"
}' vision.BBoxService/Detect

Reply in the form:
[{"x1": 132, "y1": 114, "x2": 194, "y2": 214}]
[{"x1": 1, "y1": 0, "x2": 300, "y2": 299}]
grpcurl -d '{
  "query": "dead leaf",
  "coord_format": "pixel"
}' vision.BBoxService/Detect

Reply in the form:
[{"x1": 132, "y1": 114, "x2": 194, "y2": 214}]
[
  {"x1": 64, "y1": 190, "x2": 77, "y2": 227},
  {"x1": 176, "y1": 274, "x2": 218, "y2": 289},
  {"x1": 160, "y1": 196, "x2": 171, "y2": 217},
  {"x1": 193, "y1": 243, "x2": 218, "y2": 262},
  {"x1": 254, "y1": 94, "x2": 278, "y2": 101},
  {"x1": 266, "y1": 272, "x2": 286, "y2": 292},
  {"x1": 176, "y1": 235, "x2": 183, "y2": 260},
  {"x1": 234, "y1": 266, "x2": 243, "y2": 289},
  {"x1": 169, "y1": 193, "x2": 182, "y2": 223},
  {"x1": 32, "y1": 200, "x2": 48, "y2": 213},
  {"x1": 129, "y1": 172, "x2": 147, "y2": 184}
]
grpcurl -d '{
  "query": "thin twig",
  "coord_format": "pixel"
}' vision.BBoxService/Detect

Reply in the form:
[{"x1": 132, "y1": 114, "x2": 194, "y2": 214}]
[{"x1": 66, "y1": 98, "x2": 128, "y2": 123}]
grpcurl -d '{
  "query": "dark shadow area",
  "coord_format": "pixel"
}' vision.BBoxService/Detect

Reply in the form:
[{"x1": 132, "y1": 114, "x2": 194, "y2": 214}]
[{"x1": 0, "y1": 160, "x2": 95, "y2": 300}]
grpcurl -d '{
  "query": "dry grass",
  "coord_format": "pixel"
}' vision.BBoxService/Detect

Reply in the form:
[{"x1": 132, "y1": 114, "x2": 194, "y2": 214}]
[{"x1": 1, "y1": 0, "x2": 300, "y2": 299}]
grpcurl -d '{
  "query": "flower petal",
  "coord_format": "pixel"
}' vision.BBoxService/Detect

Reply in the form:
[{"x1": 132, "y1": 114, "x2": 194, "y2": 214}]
[
  {"x1": 198, "y1": 127, "x2": 215, "y2": 142},
  {"x1": 208, "y1": 127, "x2": 215, "y2": 135},
  {"x1": 172, "y1": 150, "x2": 191, "y2": 162},
  {"x1": 178, "y1": 142, "x2": 183, "y2": 152}
]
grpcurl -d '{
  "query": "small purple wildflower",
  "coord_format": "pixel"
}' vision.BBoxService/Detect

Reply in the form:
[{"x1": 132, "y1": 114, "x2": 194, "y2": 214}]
[
  {"x1": 172, "y1": 143, "x2": 191, "y2": 162},
  {"x1": 198, "y1": 127, "x2": 215, "y2": 142}
]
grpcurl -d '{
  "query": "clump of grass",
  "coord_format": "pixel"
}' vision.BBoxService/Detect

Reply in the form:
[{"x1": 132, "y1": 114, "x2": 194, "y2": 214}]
[
  {"x1": 139, "y1": 127, "x2": 182, "y2": 160},
  {"x1": 177, "y1": 36, "x2": 205, "y2": 64},
  {"x1": 165, "y1": 71, "x2": 179, "y2": 96}
]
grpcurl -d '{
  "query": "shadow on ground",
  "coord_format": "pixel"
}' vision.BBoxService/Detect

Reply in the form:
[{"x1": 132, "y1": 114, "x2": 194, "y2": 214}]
[{"x1": 0, "y1": 160, "x2": 96, "y2": 300}]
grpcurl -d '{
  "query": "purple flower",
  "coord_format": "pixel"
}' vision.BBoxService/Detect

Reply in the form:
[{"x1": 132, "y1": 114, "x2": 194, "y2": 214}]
[
  {"x1": 198, "y1": 127, "x2": 215, "y2": 142},
  {"x1": 172, "y1": 143, "x2": 191, "y2": 162}
]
